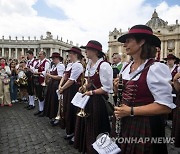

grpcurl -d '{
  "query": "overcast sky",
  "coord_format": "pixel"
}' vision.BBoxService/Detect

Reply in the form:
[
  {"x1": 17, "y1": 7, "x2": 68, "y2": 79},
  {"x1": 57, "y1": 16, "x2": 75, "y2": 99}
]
[{"x1": 0, "y1": 0, "x2": 179, "y2": 51}]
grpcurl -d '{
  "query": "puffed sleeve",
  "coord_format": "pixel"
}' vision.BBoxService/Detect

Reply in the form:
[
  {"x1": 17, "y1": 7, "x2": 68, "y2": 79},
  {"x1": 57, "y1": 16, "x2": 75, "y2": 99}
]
[
  {"x1": 69, "y1": 63, "x2": 83, "y2": 81},
  {"x1": 178, "y1": 66, "x2": 180, "y2": 73},
  {"x1": 147, "y1": 62, "x2": 176, "y2": 109},
  {"x1": 99, "y1": 62, "x2": 113, "y2": 93},
  {"x1": 57, "y1": 64, "x2": 65, "y2": 77}
]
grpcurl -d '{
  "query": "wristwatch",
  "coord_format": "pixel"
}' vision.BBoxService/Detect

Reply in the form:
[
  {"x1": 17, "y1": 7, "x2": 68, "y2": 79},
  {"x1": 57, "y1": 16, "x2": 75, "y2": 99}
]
[{"x1": 130, "y1": 106, "x2": 134, "y2": 116}]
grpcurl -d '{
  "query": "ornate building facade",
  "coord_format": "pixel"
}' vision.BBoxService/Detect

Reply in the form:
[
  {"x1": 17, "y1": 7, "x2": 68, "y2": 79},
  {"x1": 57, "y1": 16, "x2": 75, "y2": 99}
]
[
  {"x1": 108, "y1": 10, "x2": 180, "y2": 62},
  {"x1": 0, "y1": 31, "x2": 77, "y2": 60}
]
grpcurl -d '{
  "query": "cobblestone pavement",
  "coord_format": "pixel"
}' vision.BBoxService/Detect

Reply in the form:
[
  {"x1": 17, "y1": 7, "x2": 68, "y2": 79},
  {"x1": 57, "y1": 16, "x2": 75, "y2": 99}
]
[
  {"x1": 0, "y1": 102, "x2": 180, "y2": 154},
  {"x1": 166, "y1": 125, "x2": 180, "y2": 154},
  {"x1": 0, "y1": 102, "x2": 80, "y2": 154}
]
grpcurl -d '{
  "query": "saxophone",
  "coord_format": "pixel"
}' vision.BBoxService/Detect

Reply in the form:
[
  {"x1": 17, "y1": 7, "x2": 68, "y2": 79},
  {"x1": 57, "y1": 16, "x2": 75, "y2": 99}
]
[{"x1": 115, "y1": 74, "x2": 123, "y2": 137}]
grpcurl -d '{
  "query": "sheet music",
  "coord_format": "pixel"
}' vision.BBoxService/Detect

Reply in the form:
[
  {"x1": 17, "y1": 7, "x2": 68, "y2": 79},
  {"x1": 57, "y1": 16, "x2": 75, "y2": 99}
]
[
  {"x1": 71, "y1": 92, "x2": 90, "y2": 109},
  {"x1": 92, "y1": 134, "x2": 121, "y2": 154}
]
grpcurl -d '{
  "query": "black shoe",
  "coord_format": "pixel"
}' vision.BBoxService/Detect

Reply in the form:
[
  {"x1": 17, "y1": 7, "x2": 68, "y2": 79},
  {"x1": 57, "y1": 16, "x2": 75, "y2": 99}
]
[
  {"x1": 69, "y1": 140, "x2": 74, "y2": 145},
  {"x1": 38, "y1": 112, "x2": 44, "y2": 117},
  {"x1": 64, "y1": 135, "x2": 73, "y2": 140},
  {"x1": 50, "y1": 119, "x2": 55, "y2": 125},
  {"x1": 34, "y1": 111, "x2": 42, "y2": 116},
  {"x1": 52, "y1": 119, "x2": 60, "y2": 126},
  {"x1": 24, "y1": 105, "x2": 30, "y2": 109},
  {"x1": 27, "y1": 105, "x2": 35, "y2": 110}
]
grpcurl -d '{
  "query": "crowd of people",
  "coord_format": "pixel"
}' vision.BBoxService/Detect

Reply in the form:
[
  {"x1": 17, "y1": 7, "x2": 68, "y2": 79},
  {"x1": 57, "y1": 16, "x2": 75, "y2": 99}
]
[{"x1": 0, "y1": 24, "x2": 180, "y2": 154}]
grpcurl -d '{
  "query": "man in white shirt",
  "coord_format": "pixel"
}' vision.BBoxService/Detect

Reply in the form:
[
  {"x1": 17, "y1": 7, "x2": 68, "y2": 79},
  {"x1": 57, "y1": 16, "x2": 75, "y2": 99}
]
[
  {"x1": 33, "y1": 51, "x2": 50, "y2": 117},
  {"x1": 25, "y1": 50, "x2": 37, "y2": 110}
]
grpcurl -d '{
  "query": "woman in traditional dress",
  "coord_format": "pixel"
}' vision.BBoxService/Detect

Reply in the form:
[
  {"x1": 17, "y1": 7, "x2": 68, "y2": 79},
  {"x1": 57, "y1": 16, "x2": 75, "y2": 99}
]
[
  {"x1": 113, "y1": 25, "x2": 176, "y2": 154},
  {"x1": 44, "y1": 52, "x2": 65, "y2": 119},
  {"x1": 164, "y1": 54, "x2": 180, "y2": 120},
  {"x1": 74, "y1": 40, "x2": 113, "y2": 153},
  {"x1": 59, "y1": 47, "x2": 84, "y2": 143},
  {"x1": 172, "y1": 72, "x2": 180, "y2": 147}
]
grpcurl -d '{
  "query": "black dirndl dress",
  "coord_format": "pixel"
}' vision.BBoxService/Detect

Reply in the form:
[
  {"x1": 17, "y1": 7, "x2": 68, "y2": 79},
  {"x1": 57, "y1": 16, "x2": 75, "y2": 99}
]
[
  {"x1": 116, "y1": 59, "x2": 168, "y2": 154},
  {"x1": 74, "y1": 61, "x2": 111, "y2": 154},
  {"x1": 172, "y1": 92, "x2": 180, "y2": 147}
]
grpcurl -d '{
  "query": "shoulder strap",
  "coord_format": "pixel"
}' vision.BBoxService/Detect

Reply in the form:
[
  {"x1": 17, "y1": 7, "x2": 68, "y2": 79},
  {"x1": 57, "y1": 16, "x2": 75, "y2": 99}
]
[
  {"x1": 97, "y1": 60, "x2": 105, "y2": 72},
  {"x1": 175, "y1": 65, "x2": 179, "y2": 71},
  {"x1": 125, "y1": 59, "x2": 155, "y2": 86},
  {"x1": 122, "y1": 62, "x2": 130, "y2": 72}
]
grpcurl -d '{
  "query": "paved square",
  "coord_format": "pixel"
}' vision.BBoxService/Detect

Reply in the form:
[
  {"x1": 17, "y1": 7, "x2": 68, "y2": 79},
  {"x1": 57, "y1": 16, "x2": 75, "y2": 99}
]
[
  {"x1": 0, "y1": 103, "x2": 80, "y2": 154},
  {"x1": 0, "y1": 103, "x2": 180, "y2": 154}
]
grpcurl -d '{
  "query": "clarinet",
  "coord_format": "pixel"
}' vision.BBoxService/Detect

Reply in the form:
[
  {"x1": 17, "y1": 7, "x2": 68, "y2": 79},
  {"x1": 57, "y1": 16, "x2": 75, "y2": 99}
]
[{"x1": 115, "y1": 74, "x2": 123, "y2": 137}]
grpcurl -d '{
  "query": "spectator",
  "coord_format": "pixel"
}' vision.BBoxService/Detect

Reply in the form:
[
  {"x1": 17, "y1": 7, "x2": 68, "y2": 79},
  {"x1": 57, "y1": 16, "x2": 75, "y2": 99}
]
[
  {"x1": 9, "y1": 61, "x2": 18, "y2": 103},
  {"x1": 0, "y1": 57, "x2": 12, "y2": 107}
]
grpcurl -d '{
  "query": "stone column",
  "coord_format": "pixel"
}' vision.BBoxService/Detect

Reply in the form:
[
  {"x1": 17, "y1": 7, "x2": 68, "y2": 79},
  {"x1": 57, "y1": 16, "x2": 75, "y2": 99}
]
[
  {"x1": 34, "y1": 48, "x2": 36, "y2": 57},
  {"x1": 2, "y1": 47, "x2": 4, "y2": 57},
  {"x1": 60, "y1": 49, "x2": 62, "y2": 56},
  {"x1": 50, "y1": 48, "x2": 53, "y2": 55},
  {"x1": 174, "y1": 40, "x2": 178, "y2": 57},
  {"x1": 108, "y1": 48, "x2": 112, "y2": 63},
  {"x1": 21, "y1": 48, "x2": 24, "y2": 56},
  {"x1": 15, "y1": 48, "x2": 18, "y2": 59},
  {"x1": 9, "y1": 48, "x2": 11, "y2": 58},
  {"x1": 160, "y1": 41, "x2": 164, "y2": 60},
  {"x1": 164, "y1": 41, "x2": 168, "y2": 58}
]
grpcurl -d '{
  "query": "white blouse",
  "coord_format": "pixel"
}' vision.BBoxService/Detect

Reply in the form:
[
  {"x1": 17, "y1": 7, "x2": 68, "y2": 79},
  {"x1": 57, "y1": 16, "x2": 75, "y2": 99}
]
[
  {"x1": 65, "y1": 61, "x2": 84, "y2": 82},
  {"x1": 65, "y1": 63, "x2": 73, "y2": 71},
  {"x1": 51, "y1": 62, "x2": 65, "y2": 77},
  {"x1": 121, "y1": 59, "x2": 176, "y2": 109},
  {"x1": 85, "y1": 58, "x2": 113, "y2": 93}
]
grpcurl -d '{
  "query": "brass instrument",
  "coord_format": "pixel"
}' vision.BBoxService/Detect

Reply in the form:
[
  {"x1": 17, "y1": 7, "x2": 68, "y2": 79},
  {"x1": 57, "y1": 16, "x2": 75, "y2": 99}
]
[
  {"x1": 115, "y1": 74, "x2": 123, "y2": 137},
  {"x1": 14, "y1": 76, "x2": 28, "y2": 87},
  {"x1": 45, "y1": 74, "x2": 50, "y2": 85},
  {"x1": 41, "y1": 70, "x2": 50, "y2": 86},
  {"x1": 77, "y1": 73, "x2": 88, "y2": 118},
  {"x1": 41, "y1": 78, "x2": 47, "y2": 86},
  {"x1": 54, "y1": 87, "x2": 65, "y2": 128},
  {"x1": 57, "y1": 94, "x2": 64, "y2": 120}
]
